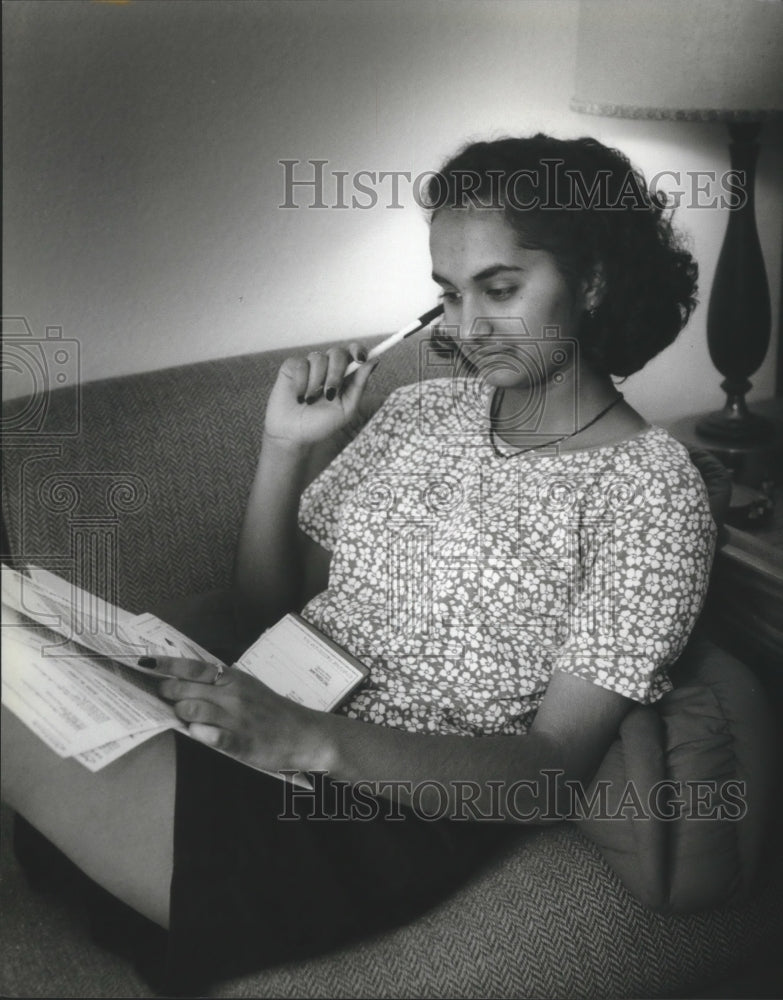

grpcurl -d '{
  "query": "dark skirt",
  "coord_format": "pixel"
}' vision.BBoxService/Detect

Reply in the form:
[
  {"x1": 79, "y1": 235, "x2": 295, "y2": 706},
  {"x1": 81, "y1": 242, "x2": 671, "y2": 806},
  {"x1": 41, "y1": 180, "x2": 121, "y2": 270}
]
[
  {"x1": 163, "y1": 734, "x2": 514, "y2": 992},
  {"x1": 13, "y1": 590, "x2": 516, "y2": 992},
  {"x1": 15, "y1": 733, "x2": 515, "y2": 995}
]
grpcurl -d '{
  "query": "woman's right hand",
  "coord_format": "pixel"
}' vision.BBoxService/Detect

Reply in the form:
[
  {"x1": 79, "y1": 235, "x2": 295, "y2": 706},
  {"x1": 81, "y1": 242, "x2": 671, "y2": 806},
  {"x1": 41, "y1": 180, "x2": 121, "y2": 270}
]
[{"x1": 264, "y1": 343, "x2": 379, "y2": 448}]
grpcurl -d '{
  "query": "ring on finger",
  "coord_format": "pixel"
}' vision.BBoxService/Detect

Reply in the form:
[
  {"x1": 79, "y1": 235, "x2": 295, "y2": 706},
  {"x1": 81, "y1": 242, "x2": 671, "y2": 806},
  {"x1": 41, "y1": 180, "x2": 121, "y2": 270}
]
[{"x1": 212, "y1": 663, "x2": 225, "y2": 685}]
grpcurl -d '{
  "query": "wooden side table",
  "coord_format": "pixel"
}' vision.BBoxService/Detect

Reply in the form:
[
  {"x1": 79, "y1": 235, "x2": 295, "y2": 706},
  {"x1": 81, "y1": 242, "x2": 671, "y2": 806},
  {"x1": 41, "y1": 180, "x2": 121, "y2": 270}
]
[
  {"x1": 664, "y1": 398, "x2": 783, "y2": 696},
  {"x1": 707, "y1": 523, "x2": 783, "y2": 695},
  {"x1": 664, "y1": 396, "x2": 782, "y2": 535},
  {"x1": 664, "y1": 397, "x2": 783, "y2": 491}
]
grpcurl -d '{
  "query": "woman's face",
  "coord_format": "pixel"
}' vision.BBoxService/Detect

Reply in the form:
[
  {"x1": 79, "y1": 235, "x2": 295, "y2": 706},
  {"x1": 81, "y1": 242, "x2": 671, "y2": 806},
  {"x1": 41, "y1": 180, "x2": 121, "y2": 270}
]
[{"x1": 429, "y1": 208, "x2": 585, "y2": 389}]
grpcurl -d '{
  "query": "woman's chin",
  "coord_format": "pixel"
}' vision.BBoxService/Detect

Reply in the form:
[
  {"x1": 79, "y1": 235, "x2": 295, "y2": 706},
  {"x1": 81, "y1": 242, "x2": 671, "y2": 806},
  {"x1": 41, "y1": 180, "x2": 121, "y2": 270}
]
[
  {"x1": 474, "y1": 364, "x2": 537, "y2": 391},
  {"x1": 454, "y1": 348, "x2": 542, "y2": 391}
]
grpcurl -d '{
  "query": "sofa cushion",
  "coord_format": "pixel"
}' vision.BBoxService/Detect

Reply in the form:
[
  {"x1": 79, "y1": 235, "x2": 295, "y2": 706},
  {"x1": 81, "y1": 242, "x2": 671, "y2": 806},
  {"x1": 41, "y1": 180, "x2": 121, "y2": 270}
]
[{"x1": 579, "y1": 634, "x2": 779, "y2": 912}]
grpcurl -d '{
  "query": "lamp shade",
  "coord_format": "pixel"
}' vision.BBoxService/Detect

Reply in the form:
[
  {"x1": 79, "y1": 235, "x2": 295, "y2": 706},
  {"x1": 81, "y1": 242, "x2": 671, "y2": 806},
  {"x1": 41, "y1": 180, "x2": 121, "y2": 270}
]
[{"x1": 571, "y1": 0, "x2": 783, "y2": 121}]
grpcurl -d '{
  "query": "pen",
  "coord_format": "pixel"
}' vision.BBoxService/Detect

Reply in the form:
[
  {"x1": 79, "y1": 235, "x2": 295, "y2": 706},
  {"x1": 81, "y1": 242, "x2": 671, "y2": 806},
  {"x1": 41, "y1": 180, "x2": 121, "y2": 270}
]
[{"x1": 342, "y1": 304, "x2": 444, "y2": 377}]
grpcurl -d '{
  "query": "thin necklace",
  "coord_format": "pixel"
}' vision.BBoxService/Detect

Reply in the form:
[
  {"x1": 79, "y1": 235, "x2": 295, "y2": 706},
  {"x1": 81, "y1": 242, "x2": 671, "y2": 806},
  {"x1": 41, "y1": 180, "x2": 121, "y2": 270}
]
[{"x1": 489, "y1": 390, "x2": 625, "y2": 458}]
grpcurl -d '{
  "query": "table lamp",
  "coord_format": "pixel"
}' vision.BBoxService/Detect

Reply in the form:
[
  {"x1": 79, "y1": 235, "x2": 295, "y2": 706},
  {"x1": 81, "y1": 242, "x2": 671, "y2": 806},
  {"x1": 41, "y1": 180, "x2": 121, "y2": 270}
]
[{"x1": 571, "y1": 0, "x2": 783, "y2": 444}]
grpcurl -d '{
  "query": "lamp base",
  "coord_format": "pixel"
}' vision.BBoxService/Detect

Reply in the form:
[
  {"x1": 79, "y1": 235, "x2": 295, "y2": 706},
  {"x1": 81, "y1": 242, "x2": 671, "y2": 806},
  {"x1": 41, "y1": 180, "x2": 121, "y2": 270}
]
[
  {"x1": 696, "y1": 408, "x2": 775, "y2": 445},
  {"x1": 695, "y1": 381, "x2": 775, "y2": 445}
]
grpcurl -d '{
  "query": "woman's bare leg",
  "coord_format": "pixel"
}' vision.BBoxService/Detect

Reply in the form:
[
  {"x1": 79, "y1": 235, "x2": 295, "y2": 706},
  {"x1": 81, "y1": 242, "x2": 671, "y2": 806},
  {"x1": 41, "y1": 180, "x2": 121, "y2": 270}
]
[{"x1": 1, "y1": 706, "x2": 176, "y2": 928}]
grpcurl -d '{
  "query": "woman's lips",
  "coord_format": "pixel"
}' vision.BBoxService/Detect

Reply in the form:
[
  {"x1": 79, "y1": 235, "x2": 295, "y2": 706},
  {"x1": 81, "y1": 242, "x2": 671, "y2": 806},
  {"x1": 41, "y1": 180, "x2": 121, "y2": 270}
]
[{"x1": 462, "y1": 343, "x2": 528, "y2": 365}]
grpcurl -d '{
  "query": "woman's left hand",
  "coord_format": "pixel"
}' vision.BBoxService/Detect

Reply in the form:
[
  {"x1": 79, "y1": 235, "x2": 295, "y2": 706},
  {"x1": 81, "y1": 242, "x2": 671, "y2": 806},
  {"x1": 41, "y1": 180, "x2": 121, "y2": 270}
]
[{"x1": 154, "y1": 659, "x2": 332, "y2": 774}]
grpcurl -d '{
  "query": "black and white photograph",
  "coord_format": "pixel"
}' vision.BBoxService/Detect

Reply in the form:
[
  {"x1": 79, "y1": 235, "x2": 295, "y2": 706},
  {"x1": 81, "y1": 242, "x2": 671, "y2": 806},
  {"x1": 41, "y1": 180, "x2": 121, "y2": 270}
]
[{"x1": 2, "y1": 1, "x2": 782, "y2": 997}]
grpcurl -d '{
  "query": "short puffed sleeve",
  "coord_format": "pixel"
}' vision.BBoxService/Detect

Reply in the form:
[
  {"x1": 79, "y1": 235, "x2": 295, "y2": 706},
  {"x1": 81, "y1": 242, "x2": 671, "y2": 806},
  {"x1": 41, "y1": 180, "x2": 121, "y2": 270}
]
[
  {"x1": 550, "y1": 447, "x2": 717, "y2": 704},
  {"x1": 298, "y1": 387, "x2": 408, "y2": 552}
]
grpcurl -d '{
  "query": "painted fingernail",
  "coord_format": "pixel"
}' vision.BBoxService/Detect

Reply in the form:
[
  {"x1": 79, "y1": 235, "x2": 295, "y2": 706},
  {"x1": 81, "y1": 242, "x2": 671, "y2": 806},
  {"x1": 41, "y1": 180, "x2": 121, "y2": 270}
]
[
  {"x1": 137, "y1": 657, "x2": 158, "y2": 669},
  {"x1": 304, "y1": 396, "x2": 315, "y2": 405},
  {"x1": 358, "y1": 348, "x2": 368, "y2": 362},
  {"x1": 325, "y1": 386, "x2": 336, "y2": 401},
  {"x1": 297, "y1": 395, "x2": 305, "y2": 404}
]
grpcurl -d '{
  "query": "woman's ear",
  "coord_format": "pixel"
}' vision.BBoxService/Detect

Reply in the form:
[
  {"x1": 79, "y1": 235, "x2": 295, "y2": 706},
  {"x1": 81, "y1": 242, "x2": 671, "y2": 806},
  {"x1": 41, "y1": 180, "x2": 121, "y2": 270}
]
[{"x1": 580, "y1": 263, "x2": 606, "y2": 312}]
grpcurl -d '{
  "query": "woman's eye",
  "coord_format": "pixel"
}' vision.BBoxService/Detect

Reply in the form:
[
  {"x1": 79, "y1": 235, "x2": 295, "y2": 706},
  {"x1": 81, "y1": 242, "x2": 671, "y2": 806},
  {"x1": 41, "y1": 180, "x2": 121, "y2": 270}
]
[
  {"x1": 485, "y1": 286, "x2": 517, "y2": 302},
  {"x1": 439, "y1": 290, "x2": 461, "y2": 305}
]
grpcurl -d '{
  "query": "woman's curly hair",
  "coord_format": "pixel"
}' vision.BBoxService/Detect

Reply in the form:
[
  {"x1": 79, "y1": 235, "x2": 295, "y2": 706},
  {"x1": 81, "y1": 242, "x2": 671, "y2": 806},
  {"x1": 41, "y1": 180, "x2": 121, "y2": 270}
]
[{"x1": 425, "y1": 135, "x2": 698, "y2": 378}]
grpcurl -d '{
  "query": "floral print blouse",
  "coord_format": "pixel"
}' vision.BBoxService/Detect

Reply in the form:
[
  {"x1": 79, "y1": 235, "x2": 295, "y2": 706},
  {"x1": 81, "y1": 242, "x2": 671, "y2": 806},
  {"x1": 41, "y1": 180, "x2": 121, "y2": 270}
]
[{"x1": 298, "y1": 378, "x2": 716, "y2": 737}]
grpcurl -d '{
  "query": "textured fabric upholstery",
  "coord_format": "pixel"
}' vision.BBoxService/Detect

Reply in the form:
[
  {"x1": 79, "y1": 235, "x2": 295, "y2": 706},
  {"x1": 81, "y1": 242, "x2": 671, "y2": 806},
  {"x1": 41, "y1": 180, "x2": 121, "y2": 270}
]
[
  {"x1": 1, "y1": 334, "x2": 433, "y2": 612},
  {"x1": 1, "y1": 800, "x2": 782, "y2": 999},
  {"x1": 2, "y1": 340, "x2": 782, "y2": 997}
]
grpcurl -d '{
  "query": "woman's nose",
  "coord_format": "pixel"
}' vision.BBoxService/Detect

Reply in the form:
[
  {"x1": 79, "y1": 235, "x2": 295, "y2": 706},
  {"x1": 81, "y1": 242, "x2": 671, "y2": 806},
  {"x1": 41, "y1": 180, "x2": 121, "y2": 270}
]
[{"x1": 460, "y1": 311, "x2": 494, "y2": 342}]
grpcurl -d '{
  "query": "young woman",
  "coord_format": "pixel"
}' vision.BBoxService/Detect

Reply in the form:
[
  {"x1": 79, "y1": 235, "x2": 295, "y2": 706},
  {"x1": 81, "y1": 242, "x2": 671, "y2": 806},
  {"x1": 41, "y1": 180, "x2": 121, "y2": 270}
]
[{"x1": 2, "y1": 134, "x2": 714, "y2": 990}]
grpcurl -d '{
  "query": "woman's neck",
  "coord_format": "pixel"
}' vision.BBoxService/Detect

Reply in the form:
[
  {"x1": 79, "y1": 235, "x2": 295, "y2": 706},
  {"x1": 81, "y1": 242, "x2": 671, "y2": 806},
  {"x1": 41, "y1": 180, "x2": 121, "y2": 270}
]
[{"x1": 491, "y1": 361, "x2": 640, "y2": 452}]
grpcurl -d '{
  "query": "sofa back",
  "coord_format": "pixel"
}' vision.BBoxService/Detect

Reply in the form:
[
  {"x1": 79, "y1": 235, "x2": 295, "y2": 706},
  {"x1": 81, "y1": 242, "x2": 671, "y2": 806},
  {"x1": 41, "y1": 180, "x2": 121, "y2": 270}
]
[{"x1": 1, "y1": 333, "x2": 446, "y2": 612}]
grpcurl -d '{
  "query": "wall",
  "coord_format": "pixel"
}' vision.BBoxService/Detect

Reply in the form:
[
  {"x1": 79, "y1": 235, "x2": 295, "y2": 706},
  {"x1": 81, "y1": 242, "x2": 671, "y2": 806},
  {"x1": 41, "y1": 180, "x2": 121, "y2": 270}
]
[{"x1": 3, "y1": 0, "x2": 781, "y2": 421}]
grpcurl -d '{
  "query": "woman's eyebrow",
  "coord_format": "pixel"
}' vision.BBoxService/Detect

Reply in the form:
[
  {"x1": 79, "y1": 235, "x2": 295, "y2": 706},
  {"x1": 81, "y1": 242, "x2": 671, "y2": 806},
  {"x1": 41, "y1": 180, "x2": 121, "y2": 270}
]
[{"x1": 431, "y1": 264, "x2": 524, "y2": 285}]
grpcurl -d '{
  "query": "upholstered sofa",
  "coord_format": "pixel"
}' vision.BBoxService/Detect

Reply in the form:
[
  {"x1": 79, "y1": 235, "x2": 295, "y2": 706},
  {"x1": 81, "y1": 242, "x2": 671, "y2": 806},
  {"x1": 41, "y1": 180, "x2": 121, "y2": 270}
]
[{"x1": 2, "y1": 333, "x2": 782, "y2": 998}]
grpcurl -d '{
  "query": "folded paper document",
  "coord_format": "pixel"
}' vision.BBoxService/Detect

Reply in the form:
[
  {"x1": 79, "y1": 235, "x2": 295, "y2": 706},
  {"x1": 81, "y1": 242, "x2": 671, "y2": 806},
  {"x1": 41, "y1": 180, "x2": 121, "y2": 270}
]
[{"x1": 1, "y1": 565, "x2": 368, "y2": 776}]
